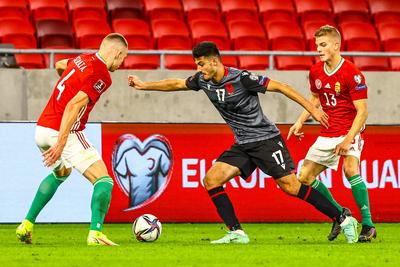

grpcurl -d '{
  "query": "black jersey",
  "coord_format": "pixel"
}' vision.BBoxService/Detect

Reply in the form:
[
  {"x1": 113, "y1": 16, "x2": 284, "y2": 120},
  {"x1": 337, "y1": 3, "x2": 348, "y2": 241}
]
[{"x1": 185, "y1": 67, "x2": 280, "y2": 144}]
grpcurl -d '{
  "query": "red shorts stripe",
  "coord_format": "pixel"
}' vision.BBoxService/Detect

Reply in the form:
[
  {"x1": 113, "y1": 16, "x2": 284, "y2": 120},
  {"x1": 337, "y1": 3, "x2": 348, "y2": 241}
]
[{"x1": 76, "y1": 132, "x2": 90, "y2": 149}]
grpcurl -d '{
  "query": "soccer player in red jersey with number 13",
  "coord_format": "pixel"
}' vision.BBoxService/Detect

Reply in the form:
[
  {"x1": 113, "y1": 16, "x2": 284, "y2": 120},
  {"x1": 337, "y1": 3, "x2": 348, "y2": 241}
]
[
  {"x1": 288, "y1": 25, "x2": 376, "y2": 242},
  {"x1": 16, "y1": 33, "x2": 128, "y2": 246}
]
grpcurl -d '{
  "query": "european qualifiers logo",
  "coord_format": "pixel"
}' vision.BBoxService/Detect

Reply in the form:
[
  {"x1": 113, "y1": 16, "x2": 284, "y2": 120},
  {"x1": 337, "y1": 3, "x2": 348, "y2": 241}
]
[{"x1": 111, "y1": 134, "x2": 173, "y2": 211}]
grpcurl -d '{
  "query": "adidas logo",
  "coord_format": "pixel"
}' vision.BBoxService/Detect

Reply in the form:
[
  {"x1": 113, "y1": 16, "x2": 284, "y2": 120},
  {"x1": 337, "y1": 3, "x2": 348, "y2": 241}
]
[
  {"x1": 325, "y1": 83, "x2": 331, "y2": 88},
  {"x1": 361, "y1": 205, "x2": 368, "y2": 210},
  {"x1": 280, "y1": 163, "x2": 286, "y2": 170},
  {"x1": 277, "y1": 141, "x2": 283, "y2": 147}
]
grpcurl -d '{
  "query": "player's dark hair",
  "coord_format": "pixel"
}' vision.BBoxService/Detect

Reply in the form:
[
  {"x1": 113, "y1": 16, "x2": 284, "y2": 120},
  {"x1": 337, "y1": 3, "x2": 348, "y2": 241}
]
[
  {"x1": 104, "y1": 33, "x2": 128, "y2": 48},
  {"x1": 192, "y1": 41, "x2": 221, "y2": 59}
]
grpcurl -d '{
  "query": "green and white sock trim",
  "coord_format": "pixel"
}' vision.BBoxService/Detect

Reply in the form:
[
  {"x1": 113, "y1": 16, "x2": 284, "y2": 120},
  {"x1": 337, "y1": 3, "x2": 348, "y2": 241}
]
[
  {"x1": 53, "y1": 172, "x2": 69, "y2": 182},
  {"x1": 94, "y1": 176, "x2": 114, "y2": 186},
  {"x1": 311, "y1": 179, "x2": 320, "y2": 189},
  {"x1": 348, "y1": 174, "x2": 363, "y2": 186}
]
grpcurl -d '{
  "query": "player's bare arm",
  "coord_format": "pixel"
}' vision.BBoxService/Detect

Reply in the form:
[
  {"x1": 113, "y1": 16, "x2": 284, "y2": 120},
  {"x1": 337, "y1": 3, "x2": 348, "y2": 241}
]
[
  {"x1": 128, "y1": 75, "x2": 189, "y2": 91},
  {"x1": 287, "y1": 93, "x2": 321, "y2": 140},
  {"x1": 55, "y1": 59, "x2": 69, "y2": 77},
  {"x1": 334, "y1": 99, "x2": 368, "y2": 155},
  {"x1": 267, "y1": 79, "x2": 329, "y2": 129},
  {"x1": 43, "y1": 91, "x2": 90, "y2": 167}
]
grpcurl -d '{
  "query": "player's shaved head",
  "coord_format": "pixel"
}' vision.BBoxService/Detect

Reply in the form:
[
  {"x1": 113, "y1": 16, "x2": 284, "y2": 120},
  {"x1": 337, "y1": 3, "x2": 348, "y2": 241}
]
[
  {"x1": 100, "y1": 33, "x2": 128, "y2": 49},
  {"x1": 314, "y1": 25, "x2": 341, "y2": 44}
]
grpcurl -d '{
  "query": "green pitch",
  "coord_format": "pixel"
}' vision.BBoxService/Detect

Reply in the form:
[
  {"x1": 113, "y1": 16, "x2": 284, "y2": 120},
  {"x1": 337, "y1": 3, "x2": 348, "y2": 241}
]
[{"x1": 1, "y1": 223, "x2": 399, "y2": 267}]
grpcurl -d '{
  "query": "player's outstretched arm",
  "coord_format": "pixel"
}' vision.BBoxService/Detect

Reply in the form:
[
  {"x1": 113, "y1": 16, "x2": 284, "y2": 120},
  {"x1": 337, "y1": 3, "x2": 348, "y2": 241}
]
[
  {"x1": 288, "y1": 93, "x2": 321, "y2": 140},
  {"x1": 267, "y1": 79, "x2": 329, "y2": 129},
  {"x1": 128, "y1": 75, "x2": 188, "y2": 91},
  {"x1": 55, "y1": 59, "x2": 69, "y2": 77},
  {"x1": 43, "y1": 91, "x2": 89, "y2": 167}
]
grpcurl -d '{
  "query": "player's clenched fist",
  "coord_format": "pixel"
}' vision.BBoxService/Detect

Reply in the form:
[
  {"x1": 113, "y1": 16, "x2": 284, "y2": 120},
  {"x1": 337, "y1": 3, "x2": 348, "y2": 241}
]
[{"x1": 128, "y1": 75, "x2": 145, "y2": 89}]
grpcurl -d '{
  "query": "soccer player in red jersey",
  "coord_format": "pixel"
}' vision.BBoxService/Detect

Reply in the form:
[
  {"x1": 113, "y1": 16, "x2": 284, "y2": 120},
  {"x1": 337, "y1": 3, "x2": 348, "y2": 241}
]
[
  {"x1": 288, "y1": 25, "x2": 376, "y2": 242},
  {"x1": 16, "y1": 33, "x2": 128, "y2": 246}
]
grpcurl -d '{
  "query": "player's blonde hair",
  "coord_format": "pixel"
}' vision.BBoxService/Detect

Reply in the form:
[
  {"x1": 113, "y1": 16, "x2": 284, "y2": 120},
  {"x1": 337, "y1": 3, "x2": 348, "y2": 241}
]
[{"x1": 314, "y1": 25, "x2": 341, "y2": 43}]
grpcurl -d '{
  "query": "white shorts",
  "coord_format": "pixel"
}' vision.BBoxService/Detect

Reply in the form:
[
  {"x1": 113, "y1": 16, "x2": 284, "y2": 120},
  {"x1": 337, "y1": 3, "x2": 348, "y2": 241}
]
[
  {"x1": 305, "y1": 133, "x2": 364, "y2": 171},
  {"x1": 35, "y1": 126, "x2": 101, "y2": 174}
]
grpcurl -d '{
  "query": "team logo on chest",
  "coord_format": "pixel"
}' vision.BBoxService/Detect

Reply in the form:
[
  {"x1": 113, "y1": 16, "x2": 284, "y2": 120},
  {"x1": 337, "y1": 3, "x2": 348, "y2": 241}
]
[
  {"x1": 335, "y1": 81, "x2": 341, "y2": 95},
  {"x1": 315, "y1": 79, "x2": 322, "y2": 89}
]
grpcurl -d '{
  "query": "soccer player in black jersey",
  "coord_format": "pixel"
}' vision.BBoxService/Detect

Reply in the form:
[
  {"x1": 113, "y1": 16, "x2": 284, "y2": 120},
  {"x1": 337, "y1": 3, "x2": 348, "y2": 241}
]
[{"x1": 128, "y1": 41, "x2": 358, "y2": 244}]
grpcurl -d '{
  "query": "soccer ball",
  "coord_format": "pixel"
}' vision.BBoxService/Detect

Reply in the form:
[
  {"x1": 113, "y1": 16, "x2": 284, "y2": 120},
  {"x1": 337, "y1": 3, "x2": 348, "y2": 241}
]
[{"x1": 132, "y1": 214, "x2": 162, "y2": 242}]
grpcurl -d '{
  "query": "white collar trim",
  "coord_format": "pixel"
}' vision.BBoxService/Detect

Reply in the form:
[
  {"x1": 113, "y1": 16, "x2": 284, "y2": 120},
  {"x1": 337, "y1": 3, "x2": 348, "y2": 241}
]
[
  {"x1": 324, "y1": 57, "x2": 344, "y2": 76},
  {"x1": 95, "y1": 53, "x2": 106, "y2": 64}
]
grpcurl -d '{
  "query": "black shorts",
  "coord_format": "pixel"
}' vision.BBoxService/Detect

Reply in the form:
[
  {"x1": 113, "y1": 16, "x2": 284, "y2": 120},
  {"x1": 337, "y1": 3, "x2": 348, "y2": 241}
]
[{"x1": 216, "y1": 134, "x2": 296, "y2": 180}]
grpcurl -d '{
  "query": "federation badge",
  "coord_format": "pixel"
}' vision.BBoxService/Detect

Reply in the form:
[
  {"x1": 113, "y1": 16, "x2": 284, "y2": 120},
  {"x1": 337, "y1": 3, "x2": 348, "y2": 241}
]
[
  {"x1": 354, "y1": 74, "x2": 362, "y2": 85},
  {"x1": 249, "y1": 73, "x2": 258, "y2": 81},
  {"x1": 335, "y1": 81, "x2": 341, "y2": 95},
  {"x1": 315, "y1": 79, "x2": 322, "y2": 90},
  {"x1": 93, "y1": 79, "x2": 106, "y2": 93}
]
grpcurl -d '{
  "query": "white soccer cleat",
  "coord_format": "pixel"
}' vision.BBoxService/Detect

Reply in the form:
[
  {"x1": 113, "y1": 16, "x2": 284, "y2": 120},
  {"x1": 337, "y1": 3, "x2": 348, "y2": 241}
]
[
  {"x1": 211, "y1": 231, "x2": 250, "y2": 244},
  {"x1": 340, "y1": 216, "x2": 359, "y2": 244}
]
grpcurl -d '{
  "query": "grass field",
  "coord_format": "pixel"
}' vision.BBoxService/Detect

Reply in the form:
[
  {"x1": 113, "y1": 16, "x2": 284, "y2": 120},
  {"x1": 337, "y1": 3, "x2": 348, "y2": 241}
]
[{"x1": 1, "y1": 223, "x2": 399, "y2": 267}]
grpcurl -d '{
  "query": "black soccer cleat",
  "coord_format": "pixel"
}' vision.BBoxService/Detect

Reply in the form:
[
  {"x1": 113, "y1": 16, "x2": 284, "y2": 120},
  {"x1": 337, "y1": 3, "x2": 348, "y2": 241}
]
[
  {"x1": 358, "y1": 225, "x2": 377, "y2": 242},
  {"x1": 328, "y1": 207, "x2": 352, "y2": 241}
]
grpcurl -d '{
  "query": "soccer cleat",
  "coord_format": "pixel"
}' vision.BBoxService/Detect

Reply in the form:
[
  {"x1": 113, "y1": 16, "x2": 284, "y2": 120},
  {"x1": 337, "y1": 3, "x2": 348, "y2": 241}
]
[
  {"x1": 358, "y1": 225, "x2": 377, "y2": 242},
  {"x1": 87, "y1": 230, "x2": 119, "y2": 246},
  {"x1": 340, "y1": 216, "x2": 359, "y2": 244},
  {"x1": 16, "y1": 219, "x2": 34, "y2": 244},
  {"x1": 210, "y1": 231, "x2": 250, "y2": 244},
  {"x1": 327, "y1": 208, "x2": 352, "y2": 241}
]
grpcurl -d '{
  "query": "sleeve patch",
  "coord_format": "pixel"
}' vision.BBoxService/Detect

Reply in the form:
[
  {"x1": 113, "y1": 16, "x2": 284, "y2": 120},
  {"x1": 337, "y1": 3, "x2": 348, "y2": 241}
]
[{"x1": 93, "y1": 79, "x2": 106, "y2": 93}]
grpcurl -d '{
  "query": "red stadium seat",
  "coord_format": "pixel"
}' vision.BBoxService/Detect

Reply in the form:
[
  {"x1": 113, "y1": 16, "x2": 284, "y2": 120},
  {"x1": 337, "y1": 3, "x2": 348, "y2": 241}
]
[
  {"x1": 112, "y1": 19, "x2": 152, "y2": 48},
  {"x1": 107, "y1": 0, "x2": 144, "y2": 20},
  {"x1": 143, "y1": 0, "x2": 183, "y2": 21},
  {"x1": 219, "y1": 0, "x2": 258, "y2": 23},
  {"x1": 374, "y1": 13, "x2": 400, "y2": 28},
  {"x1": 151, "y1": 19, "x2": 191, "y2": 49},
  {"x1": 228, "y1": 21, "x2": 267, "y2": 50},
  {"x1": 74, "y1": 19, "x2": 111, "y2": 49},
  {"x1": 369, "y1": 0, "x2": 400, "y2": 25},
  {"x1": 29, "y1": 0, "x2": 68, "y2": 22},
  {"x1": 256, "y1": 0, "x2": 296, "y2": 24},
  {"x1": 190, "y1": 20, "x2": 230, "y2": 49},
  {"x1": 332, "y1": 0, "x2": 370, "y2": 24},
  {"x1": 294, "y1": 0, "x2": 334, "y2": 25},
  {"x1": 0, "y1": 0, "x2": 28, "y2": 20},
  {"x1": 377, "y1": 23, "x2": 400, "y2": 70},
  {"x1": 236, "y1": 42, "x2": 269, "y2": 70},
  {"x1": 112, "y1": 18, "x2": 159, "y2": 69},
  {"x1": 68, "y1": 0, "x2": 107, "y2": 21},
  {"x1": 0, "y1": 19, "x2": 36, "y2": 48},
  {"x1": 182, "y1": 0, "x2": 220, "y2": 24},
  {"x1": 340, "y1": 22, "x2": 388, "y2": 71},
  {"x1": 36, "y1": 19, "x2": 74, "y2": 48},
  {"x1": 265, "y1": 21, "x2": 311, "y2": 70},
  {"x1": 340, "y1": 22, "x2": 380, "y2": 51},
  {"x1": 15, "y1": 54, "x2": 45, "y2": 69}
]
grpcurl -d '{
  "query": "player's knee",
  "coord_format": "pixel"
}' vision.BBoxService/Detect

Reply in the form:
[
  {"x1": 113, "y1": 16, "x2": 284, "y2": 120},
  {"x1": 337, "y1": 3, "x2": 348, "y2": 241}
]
[
  {"x1": 203, "y1": 174, "x2": 222, "y2": 190},
  {"x1": 277, "y1": 177, "x2": 300, "y2": 196},
  {"x1": 297, "y1": 170, "x2": 313, "y2": 185},
  {"x1": 344, "y1": 168, "x2": 358, "y2": 179},
  {"x1": 53, "y1": 167, "x2": 72, "y2": 182}
]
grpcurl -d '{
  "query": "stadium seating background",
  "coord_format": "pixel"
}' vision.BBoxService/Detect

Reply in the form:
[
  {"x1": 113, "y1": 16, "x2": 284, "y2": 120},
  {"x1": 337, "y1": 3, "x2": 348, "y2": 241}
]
[{"x1": 0, "y1": 0, "x2": 399, "y2": 70}]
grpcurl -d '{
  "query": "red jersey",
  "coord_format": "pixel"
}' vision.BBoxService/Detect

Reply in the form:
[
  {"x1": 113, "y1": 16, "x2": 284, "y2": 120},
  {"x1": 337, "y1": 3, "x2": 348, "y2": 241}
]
[
  {"x1": 37, "y1": 53, "x2": 111, "y2": 131},
  {"x1": 309, "y1": 58, "x2": 368, "y2": 137}
]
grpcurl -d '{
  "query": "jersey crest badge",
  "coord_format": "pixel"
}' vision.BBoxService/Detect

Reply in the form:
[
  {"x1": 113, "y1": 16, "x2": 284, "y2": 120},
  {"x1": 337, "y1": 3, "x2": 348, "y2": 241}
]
[
  {"x1": 335, "y1": 82, "x2": 341, "y2": 95},
  {"x1": 249, "y1": 73, "x2": 258, "y2": 81},
  {"x1": 315, "y1": 79, "x2": 322, "y2": 89},
  {"x1": 354, "y1": 74, "x2": 362, "y2": 85},
  {"x1": 93, "y1": 79, "x2": 106, "y2": 93}
]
